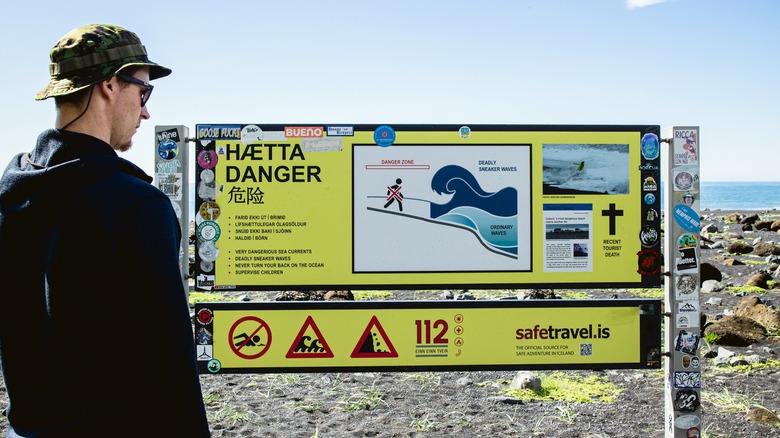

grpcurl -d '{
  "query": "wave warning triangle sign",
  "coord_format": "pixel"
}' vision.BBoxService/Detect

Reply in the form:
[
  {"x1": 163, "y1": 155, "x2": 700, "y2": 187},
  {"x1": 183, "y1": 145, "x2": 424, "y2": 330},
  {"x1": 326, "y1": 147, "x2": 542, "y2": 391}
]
[
  {"x1": 351, "y1": 315, "x2": 398, "y2": 358},
  {"x1": 286, "y1": 315, "x2": 334, "y2": 358}
]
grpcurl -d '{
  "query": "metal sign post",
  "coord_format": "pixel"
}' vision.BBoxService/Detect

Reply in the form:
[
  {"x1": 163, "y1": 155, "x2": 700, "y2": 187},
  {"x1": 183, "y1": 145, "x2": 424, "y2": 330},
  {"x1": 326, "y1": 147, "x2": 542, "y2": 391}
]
[
  {"x1": 663, "y1": 126, "x2": 702, "y2": 437},
  {"x1": 153, "y1": 125, "x2": 190, "y2": 289}
]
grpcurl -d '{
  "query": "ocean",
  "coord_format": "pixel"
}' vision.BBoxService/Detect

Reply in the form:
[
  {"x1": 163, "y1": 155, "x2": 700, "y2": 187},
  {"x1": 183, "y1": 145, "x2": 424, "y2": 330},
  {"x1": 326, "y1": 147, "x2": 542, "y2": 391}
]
[
  {"x1": 698, "y1": 181, "x2": 780, "y2": 211},
  {"x1": 187, "y1": 181, "x2": 780, "y2": 214}
]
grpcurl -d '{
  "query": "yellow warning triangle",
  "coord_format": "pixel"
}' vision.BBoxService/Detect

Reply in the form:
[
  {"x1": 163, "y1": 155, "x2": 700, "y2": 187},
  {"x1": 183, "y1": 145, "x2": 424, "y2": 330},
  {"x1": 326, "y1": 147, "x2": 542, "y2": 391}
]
[
  {"x1": 351, "y1": 315, "x2": 398, "y2": 358},
  {"x1": 286, "y1": 315, "x2": 334, "y2": 358}
]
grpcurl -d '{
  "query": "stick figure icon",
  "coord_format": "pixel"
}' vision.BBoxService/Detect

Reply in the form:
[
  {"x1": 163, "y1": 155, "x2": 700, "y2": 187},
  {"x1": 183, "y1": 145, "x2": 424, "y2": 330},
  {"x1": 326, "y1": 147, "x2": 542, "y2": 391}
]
[
  {"x1": 384, "y1": 178, "x2": 404, "y2": 211},
  {"x1": 233, "y1": 333, "x2": 265, "y2": 348}
]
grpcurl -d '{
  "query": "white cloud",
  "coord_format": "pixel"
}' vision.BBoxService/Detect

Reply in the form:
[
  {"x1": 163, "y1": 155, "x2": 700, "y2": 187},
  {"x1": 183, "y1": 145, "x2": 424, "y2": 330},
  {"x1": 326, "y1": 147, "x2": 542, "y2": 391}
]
[{"x1": 626, "y1": 0, "x2": 669, "y2": 9}]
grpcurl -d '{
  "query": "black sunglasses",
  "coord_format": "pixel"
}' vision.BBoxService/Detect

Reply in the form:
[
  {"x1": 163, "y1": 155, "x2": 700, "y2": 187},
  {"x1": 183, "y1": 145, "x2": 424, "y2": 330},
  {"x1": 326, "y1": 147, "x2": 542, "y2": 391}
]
[{"x1": 116, "y1": 73, "x2": 154, "y2": 107}]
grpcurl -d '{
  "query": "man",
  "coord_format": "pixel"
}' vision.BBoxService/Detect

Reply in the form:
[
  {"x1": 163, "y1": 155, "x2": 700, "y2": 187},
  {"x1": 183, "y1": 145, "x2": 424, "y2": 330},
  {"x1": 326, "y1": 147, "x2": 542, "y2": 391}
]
[{"x1": 0, "y1": 24, "x2": 210, "y2": 436}]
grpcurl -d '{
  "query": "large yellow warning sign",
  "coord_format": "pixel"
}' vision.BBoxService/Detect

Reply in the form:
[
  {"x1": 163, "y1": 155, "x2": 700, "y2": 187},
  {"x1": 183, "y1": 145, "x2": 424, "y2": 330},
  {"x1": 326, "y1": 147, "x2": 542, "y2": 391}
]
[
  {"x1": 194, "y1": 299, "x2": 662, "y2": 374},
  {"x1": 192, "y1": 124, "x2": 662, "y2": 292}
]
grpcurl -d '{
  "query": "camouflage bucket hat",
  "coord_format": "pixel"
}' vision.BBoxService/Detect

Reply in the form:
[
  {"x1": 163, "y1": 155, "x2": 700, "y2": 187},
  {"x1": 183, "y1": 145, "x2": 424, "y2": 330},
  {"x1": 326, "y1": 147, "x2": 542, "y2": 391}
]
[{"x1": 35, "y1": 24, "x2": 171, "y2": 100}]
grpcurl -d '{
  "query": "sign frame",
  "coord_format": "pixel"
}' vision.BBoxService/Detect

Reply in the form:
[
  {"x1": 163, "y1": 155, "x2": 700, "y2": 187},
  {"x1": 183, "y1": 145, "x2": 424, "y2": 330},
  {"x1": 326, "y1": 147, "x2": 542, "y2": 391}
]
[{"x1": 194, "y1": 298, "x2": 662, "y2": 374}]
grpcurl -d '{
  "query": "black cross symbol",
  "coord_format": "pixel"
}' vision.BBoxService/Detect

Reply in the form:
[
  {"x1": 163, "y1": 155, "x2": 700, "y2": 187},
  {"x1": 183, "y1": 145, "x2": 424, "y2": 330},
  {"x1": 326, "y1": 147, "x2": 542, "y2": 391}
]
[{"x1": 601, "y1": 203, "x2": 623, "y2": 235}]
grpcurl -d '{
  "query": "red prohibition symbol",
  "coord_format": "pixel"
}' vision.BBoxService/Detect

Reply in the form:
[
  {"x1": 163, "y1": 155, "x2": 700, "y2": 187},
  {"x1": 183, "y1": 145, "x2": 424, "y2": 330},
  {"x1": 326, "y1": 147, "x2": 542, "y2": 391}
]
[{"x1": 229, "y1": 316, "x2": 272, "y2": 360}]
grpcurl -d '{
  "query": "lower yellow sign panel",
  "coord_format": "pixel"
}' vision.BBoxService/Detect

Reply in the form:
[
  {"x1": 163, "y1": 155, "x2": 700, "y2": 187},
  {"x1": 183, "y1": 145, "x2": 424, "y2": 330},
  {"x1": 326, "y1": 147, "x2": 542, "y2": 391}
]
[{"x1": 194, "y1": 300, "x2": 662, "y2": 374}]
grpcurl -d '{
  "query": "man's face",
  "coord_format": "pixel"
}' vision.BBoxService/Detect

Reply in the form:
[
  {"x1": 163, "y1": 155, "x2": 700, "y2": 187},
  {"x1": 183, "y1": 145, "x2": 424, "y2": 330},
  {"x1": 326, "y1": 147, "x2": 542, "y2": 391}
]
[{"x1": 111, "y1": 67, "x2": 151, "y2": 152}]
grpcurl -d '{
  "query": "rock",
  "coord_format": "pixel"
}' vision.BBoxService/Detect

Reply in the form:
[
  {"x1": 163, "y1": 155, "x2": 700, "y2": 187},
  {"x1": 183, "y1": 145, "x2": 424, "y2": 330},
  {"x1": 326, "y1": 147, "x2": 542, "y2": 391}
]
[
  {"x1": 274, "y1": 290, "x2": 325, "y2": 301},
  {"x1": 456, "y1": 377, "x2": 474, "y2": 386},
  {"x1": 455, "y1": 291, "x2": 475, "y2": 300},
  {"x1": 744, "y1": 354, "x2": 764, "y2": 364},
  {"x1": 746, "y1": 407, "x2": 780, "y2": 424},
  {"x1": 324, "y1": 290, "x2": 354, "y2": 300},
  {"x1": 700, "y1": 263, "x2": 723, "y2": 283},
  {"x1": 705, "y1": 296, "x2": 723, "y2": 305},
  {"x1": 724, "y1": 213, "x2": 743, "y2": 223},
  {"x1": 702, "y1": 281, "x2": 724, "y2": 294},
  {"x1": 712, "y1": 347, "x2": 736, "y2": 366},
  {"x1": 741, "y1": 213, "x2": 760, "y2": 225},
  {"x1": 735, "y1": 296, "x2": 780, "y2": 330},
  {"x1": 509, "y1": 371, "x2": 542, "y2": 392},
  {"x1": 701, "y1": 223, "x2": 719, "y2": 233},
  {"x1": 742, "y1": 224, "x2": 754, "y2": 231},
  {"x1": 729, "y1": 356, "x2": 749, "y2": 366},
  {"x1": 523, "y1": 289, "x2": 559, "y2": 299},
  {"x1": 704, "y1": 316, "x2": 766, "y2": 346},
  {"x1": 745, "y1": 272, "x2": 772, "y2": 289},
  {"x1": 727, "y1": 241, "x2": 754, "y2": 254},
  {"x1": 440, "y1": 289, "x2": 454, "y2": 299},
  {"x1": 487, "y1": 395, "x2": 524, "y2": 405},
  {"x1": 723, "y1": 258, "x2": 745, "y2": 266},
  {"x1": 772, "y1": 219, "x2": 780, "y2": 232},
  {"x1": 755, "y1": 220, "x2": 774, "y2": 231},
  {"x1": 752, "y1": 242, "x2": 780, "y2": 256}
]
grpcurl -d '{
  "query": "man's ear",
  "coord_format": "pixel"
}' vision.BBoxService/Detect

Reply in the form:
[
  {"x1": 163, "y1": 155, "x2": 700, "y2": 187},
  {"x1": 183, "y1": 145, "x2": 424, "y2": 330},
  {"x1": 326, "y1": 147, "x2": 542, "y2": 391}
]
[{"x1": 96, "y1": 77, "x2": 118, "y2": 101}]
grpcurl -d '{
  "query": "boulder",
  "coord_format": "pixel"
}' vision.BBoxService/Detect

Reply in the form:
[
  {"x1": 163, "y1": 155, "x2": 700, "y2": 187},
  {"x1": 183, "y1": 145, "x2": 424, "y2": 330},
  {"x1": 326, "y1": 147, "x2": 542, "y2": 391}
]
[
  {"x1": 703, "y1": 316, "x2": 766, "y2": 346},
  {"x1": 741, "y1": 213, "x2": 760, "y2": 225},
  {"x1": 746, "y1": 407, "x2": 780, "y2": 424},
  {"x1": 324, "y1": 290, "x2": 354, "y2": 301},
  {"x1": 699, "y1": 262, "x2": 722, "y2": 283},
  {"x1": 755, "y1": 220, "x2": 774, "y2": 231},
  {"x1": 723, "y1": 258, "x2": 745, "y2": 266},
  {"x1": 274, "y1": 290, "x2": 325, "y2": 301},
  {"x1": 735, "y1": 296, "x2": 780, "y2": 330},
  {"x1": 510, "y1": 371, "x2": 542, "y2": 393},
  {"x1": 727, "y1": 242, "x2": 754, "y2": 254},
  {"x1": 724, "y1": 213, "x2": 743, "y2": 223},
  {"x1": 753, "y1": 242, "x2": 780, "y2": 256},
  {"x1": 771, "y1": 219, "x2": 780, "y2": 232},
  {"x1": 745, "y1": 272, "x2": 772, "y2": 289}
]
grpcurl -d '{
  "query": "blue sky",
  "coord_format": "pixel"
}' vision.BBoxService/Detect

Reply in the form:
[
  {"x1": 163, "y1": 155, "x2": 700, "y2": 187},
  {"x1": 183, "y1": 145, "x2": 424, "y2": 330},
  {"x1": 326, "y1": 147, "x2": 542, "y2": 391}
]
[{"x1": 1, "y1": 0, "x2": 777, "y2": 182}]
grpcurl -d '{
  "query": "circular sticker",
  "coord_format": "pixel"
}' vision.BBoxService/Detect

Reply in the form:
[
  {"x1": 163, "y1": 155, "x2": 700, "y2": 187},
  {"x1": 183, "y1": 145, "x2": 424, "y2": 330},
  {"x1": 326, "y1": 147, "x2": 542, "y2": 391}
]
[
  {"x1": 198, "y1": 150, "x2": 218, "y2": 169},
  {"x1": 197, "y1": 221, "x2": 221, "y2": 242},
  {"x1": 200, "y1": 169, "x2": 215, "y2": 184},
  {"x1": 207, "y1": 359, "x2": 222, "y2": 373},
  {"x1": 170, "y1": 199, "x2": 182, "y2": 220},
  {"x1": 644, "y1": 193, "x2": 656, "y2": 205},
  {"x1": 640, "y1": 133, "x2": 660, "y2": 160},
  {"x1": 197, "y1": 308, "x2": 214, "y2": 325},
  {"x1": 200, "y1": 260, "x2": 214, "y2": 273},
  {"x1": 158, "y1": 138, "x2": 178, "y2": 160},
  {"x1": 676, "y1": 274, "x2": 698, "y2": 295},
  {"x1": 198, "y1": 241, "x2": 220, "y2": 262},
  {"x1": 640, "y1": 226, "x2": 659, "y2": 247},
  {"x1": 241, "y1": 125, "x2": 263, "y2": 143},
  {"x1": 675, "y1": 171, "x2": 694, "y2": 191},
  {"x1": 199, "y1": 201, "x2": 221, "y2": 221},
  {"x1": 374, "y1": 125, "x2": 396, "y2": 147},
  {"x1": 683, "y1": 192, "x2": 696, "y2": 206},
  {"x1": 459, "y1": 126, "x2": 471, "y2": 139},
  {"x1": 637, "y1": 249, "x2": 661, "y2": 276},
  {"x1": 677, "y1": 233, "x2": 698, "y2": 248}
]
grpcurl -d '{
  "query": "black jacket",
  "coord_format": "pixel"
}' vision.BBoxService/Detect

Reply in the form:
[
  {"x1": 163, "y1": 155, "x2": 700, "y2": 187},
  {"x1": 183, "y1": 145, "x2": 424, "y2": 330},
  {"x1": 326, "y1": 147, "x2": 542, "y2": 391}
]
[{"x1": 0, "y1": 129, "x2": 210, "y2": 436}]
